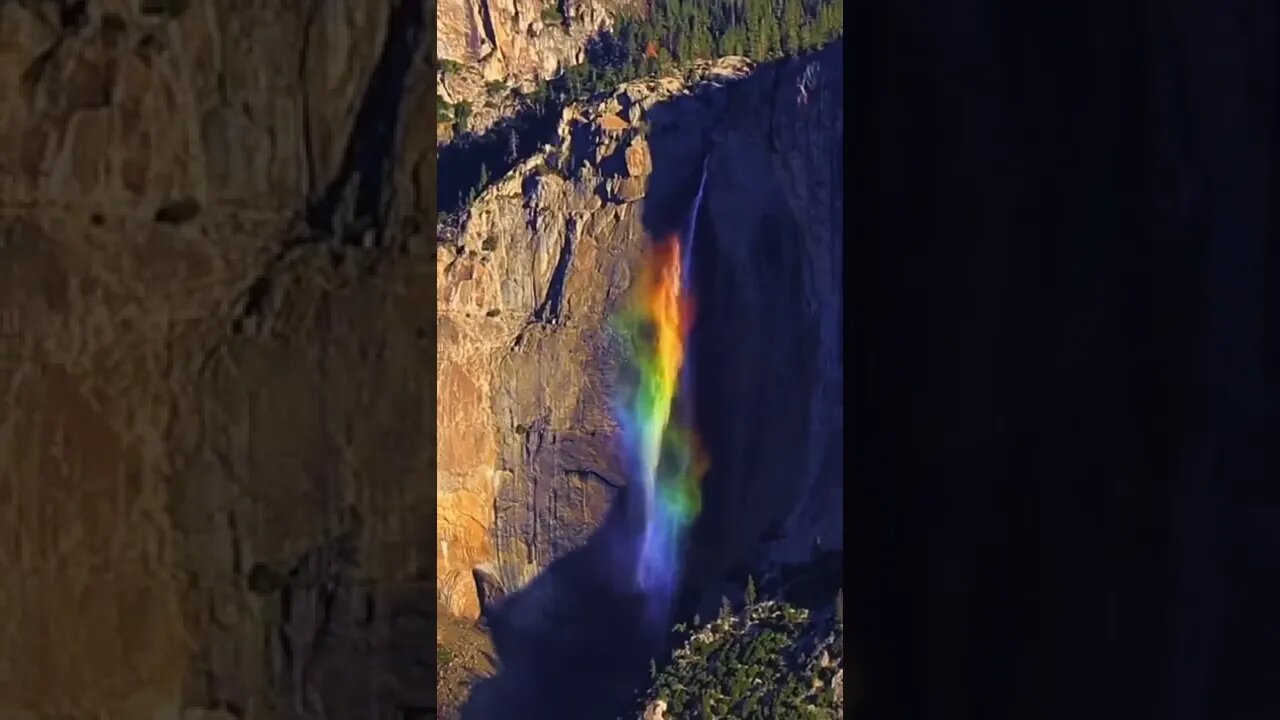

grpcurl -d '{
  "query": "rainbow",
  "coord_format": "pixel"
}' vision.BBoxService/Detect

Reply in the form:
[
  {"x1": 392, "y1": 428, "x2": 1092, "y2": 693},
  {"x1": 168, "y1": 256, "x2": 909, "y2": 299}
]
[{"x1": 612, "y1": 233, "x2": 708, "y2": 598}]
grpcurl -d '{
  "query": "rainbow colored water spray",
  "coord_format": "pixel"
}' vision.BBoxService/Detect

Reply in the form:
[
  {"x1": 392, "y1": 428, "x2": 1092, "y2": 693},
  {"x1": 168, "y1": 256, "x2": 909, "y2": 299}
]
[{"x1": 612, "y1": 164, "x2": 709, "y2": 601}]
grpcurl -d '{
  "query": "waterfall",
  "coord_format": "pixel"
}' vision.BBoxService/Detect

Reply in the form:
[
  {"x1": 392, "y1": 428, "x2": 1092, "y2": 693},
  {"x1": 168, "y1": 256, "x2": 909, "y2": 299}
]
[
  {"x1": 676, "y1": 157, "x2": 709, "y2": 443},
  {"x1": 614, "y1": 158, "x2": 713, "y2": 614},
  {"x1": 682, "y1": 158, "x2": 710, "y2": 277}
]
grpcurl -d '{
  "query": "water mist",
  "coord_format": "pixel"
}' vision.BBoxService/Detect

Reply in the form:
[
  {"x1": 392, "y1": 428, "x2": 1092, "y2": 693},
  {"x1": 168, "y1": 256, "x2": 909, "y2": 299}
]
[{"x1": 612, "y1": 160, "x2": 711, "y2": 627}]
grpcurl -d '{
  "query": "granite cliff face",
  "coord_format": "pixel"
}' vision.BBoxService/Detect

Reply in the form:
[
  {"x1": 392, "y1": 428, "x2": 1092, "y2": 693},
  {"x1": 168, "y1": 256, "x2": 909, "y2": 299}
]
[
  {"x1": 436, "y1": 55, "x2": 756, "y2": 618},
  {"x1": 436, "y1": 0, "x2": 642, "y2": 137},
  {"x1": 0, "y1": 1, "x2": 436, "y2": 718}
]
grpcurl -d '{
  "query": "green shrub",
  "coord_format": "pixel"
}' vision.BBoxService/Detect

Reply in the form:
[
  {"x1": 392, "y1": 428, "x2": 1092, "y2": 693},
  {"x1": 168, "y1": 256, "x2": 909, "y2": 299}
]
[
  {"x1": 639, "y1": 594, "x2": 844, "y2": 718},
  {"x1": 540, "y1": 5, "x2": 564, "y2": 24},
  {"x1": 453, "y1": 101, "x2": 473, "y2": 131}
]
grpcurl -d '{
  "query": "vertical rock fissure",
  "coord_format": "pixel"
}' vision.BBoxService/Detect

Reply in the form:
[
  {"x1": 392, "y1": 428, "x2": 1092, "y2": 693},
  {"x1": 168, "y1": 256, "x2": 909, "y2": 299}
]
[
  {"x1": 299, "y1": 0, "x2": 323, "y2": 201},
  {"x1": 477, "y1": 0, "x2": 500, "y2": 60},
  {"x1": 466, "y1": 3, "x2": 485, "y2": 58},
  {"x1": 307, "y1": 0, "x2": 427, "y2": 245},
  {"x1": 535, "y1": 218, "x2": 576, "y2": 323}
]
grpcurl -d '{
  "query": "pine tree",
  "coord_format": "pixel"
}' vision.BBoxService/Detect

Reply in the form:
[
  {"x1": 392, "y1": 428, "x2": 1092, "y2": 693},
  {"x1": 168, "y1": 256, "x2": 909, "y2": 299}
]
[
  {"x1": 745, "y1": 575, "x2": 757, "y2": 604},
  {"x1": 749, "y1": 0, "x2": 770, "y2": 59},
  {"x1": 720, "y1": 595, "x2": 733, "y2": 619},
  {"x1": 694, "y1": 15, "x2": 715, "y2": 59},
  {"x1": 552, "y1": 0, "x2": 842, "y2": 97},
  {"x1": 781, "y1": 0, "x2": 803, "y2": 54},
  {"x1": 764, "y1": 8, "x2": 780, "y2": 57}
]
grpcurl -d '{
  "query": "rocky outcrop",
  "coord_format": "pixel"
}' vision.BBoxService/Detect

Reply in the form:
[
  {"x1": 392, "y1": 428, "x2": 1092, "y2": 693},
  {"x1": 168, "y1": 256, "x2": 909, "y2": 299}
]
[
  {"x1": 436, "y1": 0, "x2": 643, "y2": 137},
  {"x1": 0, "y1": 1, "x2": 435, "y2": 719}
]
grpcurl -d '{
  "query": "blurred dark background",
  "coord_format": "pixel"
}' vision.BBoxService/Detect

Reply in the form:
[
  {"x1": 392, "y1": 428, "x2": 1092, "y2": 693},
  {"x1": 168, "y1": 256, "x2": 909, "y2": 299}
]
[{"x1": 849, "y1": 1, "x2": 1277, "y2": 718}]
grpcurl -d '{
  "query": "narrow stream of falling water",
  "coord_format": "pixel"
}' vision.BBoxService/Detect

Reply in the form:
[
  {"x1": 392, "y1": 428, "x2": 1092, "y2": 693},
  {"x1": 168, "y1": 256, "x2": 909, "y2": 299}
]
[
  {"x1": 682, "y1": 158, "x2": 710, "y2": 279},
  {"x1": 677, "y1": 158, "x2": 710, "y2": 424}
]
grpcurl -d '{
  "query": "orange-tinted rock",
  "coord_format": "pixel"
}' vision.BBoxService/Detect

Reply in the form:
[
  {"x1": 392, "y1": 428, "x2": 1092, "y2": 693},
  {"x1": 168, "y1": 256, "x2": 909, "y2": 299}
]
[
  {"x1": 438, "y1": 362, "x2": 496, "y2": 475},
  {"x1": 599, "y1": 113, "x2": 629, "y2": 132}
]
